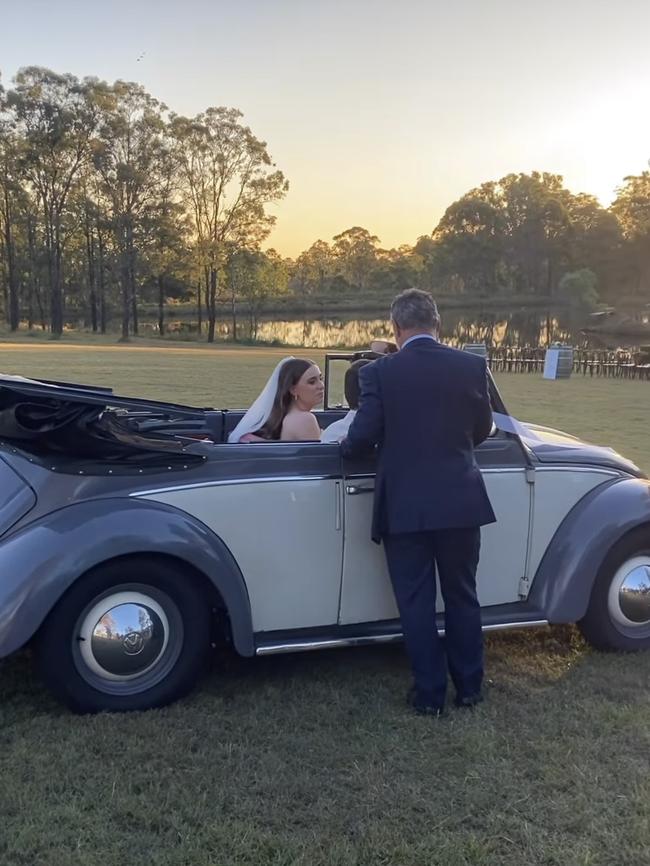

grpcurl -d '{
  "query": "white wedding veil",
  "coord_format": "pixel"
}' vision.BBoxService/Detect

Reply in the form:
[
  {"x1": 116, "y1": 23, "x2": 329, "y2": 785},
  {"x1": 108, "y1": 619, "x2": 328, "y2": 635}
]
[{"x1": 227, "y1": 356, "x2": 296, "y2": 443}]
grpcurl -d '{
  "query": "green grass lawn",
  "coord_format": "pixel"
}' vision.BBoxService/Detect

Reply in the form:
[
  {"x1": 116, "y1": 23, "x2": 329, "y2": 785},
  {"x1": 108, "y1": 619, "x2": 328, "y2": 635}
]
[{"x1": 1, "y1": 342, "x2": 649, "y2": 866}]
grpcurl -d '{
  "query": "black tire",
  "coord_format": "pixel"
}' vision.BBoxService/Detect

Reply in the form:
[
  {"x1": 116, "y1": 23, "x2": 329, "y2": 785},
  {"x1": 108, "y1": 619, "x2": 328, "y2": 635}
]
[
  {"x1": 578, "y1": 527, "x2": 650, "y2": 652},
  {"x1": 36, "y1": 558, "x2": 210, "y2": 713}
]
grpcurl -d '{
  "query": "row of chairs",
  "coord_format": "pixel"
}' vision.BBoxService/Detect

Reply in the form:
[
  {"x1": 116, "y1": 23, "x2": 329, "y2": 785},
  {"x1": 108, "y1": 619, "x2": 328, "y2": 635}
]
[{"x1": 486, "y1": 347, "x2": 650, "y2": 380}]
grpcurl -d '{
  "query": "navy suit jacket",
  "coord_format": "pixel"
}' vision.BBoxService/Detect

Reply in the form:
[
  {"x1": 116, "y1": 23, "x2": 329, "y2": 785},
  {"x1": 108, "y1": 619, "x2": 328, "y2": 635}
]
[{"x1": 341, "y1": 337, "x2": 496, "y2": 542}]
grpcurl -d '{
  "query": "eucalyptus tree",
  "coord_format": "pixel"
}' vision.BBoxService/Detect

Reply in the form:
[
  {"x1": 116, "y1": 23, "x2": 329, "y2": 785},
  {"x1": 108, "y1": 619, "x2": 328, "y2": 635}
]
[
  {"x1": 6, "y1": 67, "x2": 103, "y2": 334},
  {"x1": 238, "y1": 247, "x2": 289, "y2": 340},
  {"x1": 291, "y1": 239, "x2": 334, "y2": 299},
  {"x1": 92, "y1": 81, "x2": 169, "y2": 338},
  {"x1": 431, "y1": 172, "x2": 620, "y2": 298},
  {"x1": 564, "y1": 193, "x2": 622, "y2": 300},
  {"x1": 170, "y1": 107, "x2": 288, "y2": 341},
  {"x1": 433, "y1": 192, "x2": 506, "y2": 294},
  {"x1": 0, "y1": 79, "x2": 21, "y2": 329},
  {"x1": 369, "y1": 244, "x2": 424, "y2": 295},
  {"x1": 138, "y1": 142, "x2": 191, "y2": 336},
  {"x1": 611, "y1": 171, "x2": 650, "y2": 296},
  {"x1": 332, "y1": 226, "x2": 380, "y2": 291}
]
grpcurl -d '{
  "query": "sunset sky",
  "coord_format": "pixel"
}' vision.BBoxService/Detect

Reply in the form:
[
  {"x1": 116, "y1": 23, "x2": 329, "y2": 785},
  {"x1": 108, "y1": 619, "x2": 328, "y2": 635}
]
[{"x1": 2, "y1": 0, "x2": 649, "y2": 257}]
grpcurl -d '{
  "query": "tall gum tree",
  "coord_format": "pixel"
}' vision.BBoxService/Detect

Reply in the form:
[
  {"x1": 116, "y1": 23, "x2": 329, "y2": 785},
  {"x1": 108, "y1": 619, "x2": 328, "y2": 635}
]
[
  {"x1": 92, "y1": 81, "x2": 168, "y2": 339},
  {"x1": 612, "y1": 171, "x2": 650, "y2": 297},
  {"x1": 170, "y1": 107, "x2": 288, "y2": 342},
  {"x1": 332, "y1": 227, "x2": 380, "y2": 292},
  {"x1": 6, "y1": 67, "x2": 103, "y2": 335},
  {"x1": 0, "y1": 79, "x2": 21, "y2": 330}
]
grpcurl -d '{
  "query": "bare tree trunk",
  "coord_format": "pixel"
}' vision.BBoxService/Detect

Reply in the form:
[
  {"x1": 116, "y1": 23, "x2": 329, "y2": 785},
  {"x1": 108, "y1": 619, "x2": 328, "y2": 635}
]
[
  {"x1": 1, "y1": 278, "x2": 7, "y2": 325},
  {"x1": 120, "y1": 235, "x2": 130, "y2": 340},
  {"x1": 230, "y1": 258, "x2": 237, "y2": 341},
  {"x1": 131, "y1": 272, "x2": 138, "y2": 335},
  {"x1": 158, "y1": 274, "x2": 165, "y2": 336},
  {"x1": 27, "y1": 215, "x2": 44, "y2": 329},
  {"x1": 97, "y1": 226, "x2": 107, "y2": 334},
  {"x1": 207, "y1": 266, "x2": 217, "y2": 343},
  {"x1": 196, "y1": 278, "x2": 202, "y2": 335},
  {"x1": 85, "y1": 211, "x2": 98, "y2": 333},
  {"x1": 48, "y1": 212, "x2": 64, "y2": 336},
  {"x1": 2, "y1": 184, "x2": 19, "y2": 331},
  {"x1": 122, "y1": 219, "x2": 137, "y2": 338},
  {"x1": 27, "y1": 281, "x2": 34, "y2": 330}
]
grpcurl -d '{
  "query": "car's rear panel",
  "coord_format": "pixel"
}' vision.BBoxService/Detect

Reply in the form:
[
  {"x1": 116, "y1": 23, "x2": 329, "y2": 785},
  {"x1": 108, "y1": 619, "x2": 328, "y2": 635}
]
[{"x1": 0, "y1": 457, "x2": 36, "y2": 537}]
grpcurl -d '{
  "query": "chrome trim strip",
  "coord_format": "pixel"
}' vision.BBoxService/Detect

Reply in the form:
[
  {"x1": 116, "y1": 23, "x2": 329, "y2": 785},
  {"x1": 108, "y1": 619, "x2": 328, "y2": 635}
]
[
  {"x1": 533, "y1": 466, "x2": 619, "y2": 475},
  {"x1": 345, "y1": 468, "x2": 527, "y2": 479},
  {"x1": 133, "y1": 475, "x2": 339, "y2": 497},
  {"x1": 255, "y1": 619, "x2": 549, "y2": 655},
  {"x1": 481, "y1": 619, "x2": 548, "y2": 632},
  {"x1": 256, "y1": 634, "x2": 404, "y2": 655},
  {"x1": 134, "y1": 465, "x2": 618, "y2": 497}
]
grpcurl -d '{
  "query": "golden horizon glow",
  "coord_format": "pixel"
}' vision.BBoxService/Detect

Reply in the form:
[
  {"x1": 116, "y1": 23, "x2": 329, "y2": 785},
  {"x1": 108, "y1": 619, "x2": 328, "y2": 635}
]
[{"x1": 2, "y1": 0, "x2": 649, "y2": 258}]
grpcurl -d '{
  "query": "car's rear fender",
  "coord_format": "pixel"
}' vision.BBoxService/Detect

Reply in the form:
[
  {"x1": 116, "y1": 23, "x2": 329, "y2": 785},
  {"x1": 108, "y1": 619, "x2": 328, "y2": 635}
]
[
  {"x1": 0, "y1": 497, "x2": 254, "y2": 658},
  {"x1": 529, "y1": 476, "x2": 650, "y2": 622},
  {"x1": 0, "y1": 456, "x2": 37, "y2": 537}
]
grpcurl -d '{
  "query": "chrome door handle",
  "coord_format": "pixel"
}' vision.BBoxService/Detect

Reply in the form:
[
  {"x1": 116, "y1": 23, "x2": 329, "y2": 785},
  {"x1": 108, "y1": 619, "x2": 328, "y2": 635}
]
[{"x1": 346, "y1": 484, "x2": 375, "y2": 495}]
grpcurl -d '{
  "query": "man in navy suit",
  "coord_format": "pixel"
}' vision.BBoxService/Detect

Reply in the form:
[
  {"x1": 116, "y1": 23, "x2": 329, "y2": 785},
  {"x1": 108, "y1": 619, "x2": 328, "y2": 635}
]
[{"x1": 341, "y1": 289, "x2": 495, "y2": 716}]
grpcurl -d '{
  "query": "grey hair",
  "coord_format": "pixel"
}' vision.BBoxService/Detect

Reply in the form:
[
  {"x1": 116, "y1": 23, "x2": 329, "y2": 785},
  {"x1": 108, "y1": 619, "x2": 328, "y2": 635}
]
[{"x1": 390, "y1": 288, "x2": 440, "y2": 332}]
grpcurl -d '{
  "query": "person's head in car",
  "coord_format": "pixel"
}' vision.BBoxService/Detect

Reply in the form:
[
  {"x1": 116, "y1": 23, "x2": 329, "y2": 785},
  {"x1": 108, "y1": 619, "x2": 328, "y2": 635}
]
[{"x1": 345, "y1": 359, "x2": 371, "y2": 410}]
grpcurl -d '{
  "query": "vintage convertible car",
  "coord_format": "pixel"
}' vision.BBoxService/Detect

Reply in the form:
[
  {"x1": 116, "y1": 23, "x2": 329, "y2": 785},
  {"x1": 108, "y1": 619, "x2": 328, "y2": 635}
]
[{"x1": 0, "y1": 358, "x2": 649, "y2": 713}]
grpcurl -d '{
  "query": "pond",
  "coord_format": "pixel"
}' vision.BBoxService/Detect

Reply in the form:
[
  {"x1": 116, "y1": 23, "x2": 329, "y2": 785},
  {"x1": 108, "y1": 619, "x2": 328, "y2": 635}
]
[{"x1": 148, "y1": 305, "x2": 650, "y2": 350}]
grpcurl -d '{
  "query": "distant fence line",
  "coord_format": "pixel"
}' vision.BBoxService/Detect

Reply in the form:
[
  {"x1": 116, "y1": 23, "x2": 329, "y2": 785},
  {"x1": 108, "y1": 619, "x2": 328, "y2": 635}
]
[{"x1": 487, "y1": 347, "x2": 650, "y2": 380}]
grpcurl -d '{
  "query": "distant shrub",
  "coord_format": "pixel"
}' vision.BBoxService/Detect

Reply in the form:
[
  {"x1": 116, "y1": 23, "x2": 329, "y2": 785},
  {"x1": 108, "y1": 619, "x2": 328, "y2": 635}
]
[{"x1": 559, "y1": 269, "x2": 599, "y2": 310}]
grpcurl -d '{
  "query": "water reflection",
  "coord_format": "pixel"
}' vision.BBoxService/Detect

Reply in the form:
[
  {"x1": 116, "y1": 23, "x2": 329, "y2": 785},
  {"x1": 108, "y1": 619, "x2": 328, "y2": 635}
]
[
  {"x1": 134, "y1": 306, "x2": 648, "y2": 350},
  {"x1": 208, "y1": 309, "x2": 603, "y2": 350}
]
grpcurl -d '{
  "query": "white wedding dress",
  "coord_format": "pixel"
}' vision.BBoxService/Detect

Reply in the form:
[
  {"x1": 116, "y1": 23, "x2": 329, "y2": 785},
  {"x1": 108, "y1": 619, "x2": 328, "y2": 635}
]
[{"x1": 227, "y1": 357, "x2": 297, "y2": 443}]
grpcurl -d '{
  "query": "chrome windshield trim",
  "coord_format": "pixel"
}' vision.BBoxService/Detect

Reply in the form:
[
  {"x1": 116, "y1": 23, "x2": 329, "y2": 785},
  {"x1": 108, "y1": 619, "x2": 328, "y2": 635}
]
[
  {"x1": 133, "y1": 475, "x2": 339, "y2": 497},
  {"x1": 255, "y1": 619, "x2": 549, "y2": 655}
]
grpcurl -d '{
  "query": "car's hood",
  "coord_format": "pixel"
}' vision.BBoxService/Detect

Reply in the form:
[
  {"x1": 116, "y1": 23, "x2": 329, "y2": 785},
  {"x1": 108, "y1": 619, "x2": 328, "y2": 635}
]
[{"x1": 519, "y1": 421, "x2": 644, "y2": 477}]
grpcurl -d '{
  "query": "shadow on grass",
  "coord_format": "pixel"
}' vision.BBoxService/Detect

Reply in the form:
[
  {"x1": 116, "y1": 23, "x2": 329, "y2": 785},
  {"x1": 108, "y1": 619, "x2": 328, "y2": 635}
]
[
  {"x1": 1, "y1": 626, "x2": 649, "y2": 866},
  {"x1": 4, "y1": 624, "x2": 647, "y2": 722}
]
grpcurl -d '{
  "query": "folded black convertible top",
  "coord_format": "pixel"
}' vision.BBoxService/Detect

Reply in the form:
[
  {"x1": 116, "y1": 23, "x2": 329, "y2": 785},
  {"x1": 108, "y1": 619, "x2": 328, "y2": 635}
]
[{"x1": 0, "y1": 374, "x2": 210, "y2": 466}]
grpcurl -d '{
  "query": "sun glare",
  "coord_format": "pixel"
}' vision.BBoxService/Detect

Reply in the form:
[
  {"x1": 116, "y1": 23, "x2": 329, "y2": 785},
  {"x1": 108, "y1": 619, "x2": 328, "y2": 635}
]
[{"x1": 542, "y1": 78, "x2": 650, "y2": 205}]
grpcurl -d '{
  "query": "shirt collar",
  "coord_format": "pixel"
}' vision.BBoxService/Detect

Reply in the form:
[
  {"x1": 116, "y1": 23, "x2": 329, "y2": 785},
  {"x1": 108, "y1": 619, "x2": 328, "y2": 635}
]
[{"x1": 400, "y1": 333, "x2": 437, "y2": 350}]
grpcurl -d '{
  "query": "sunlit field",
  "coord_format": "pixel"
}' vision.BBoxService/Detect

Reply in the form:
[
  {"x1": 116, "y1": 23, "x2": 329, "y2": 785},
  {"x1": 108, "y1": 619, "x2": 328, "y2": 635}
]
[{"x1": 0, "y1": 341, "x2": 649, "y2": 866}]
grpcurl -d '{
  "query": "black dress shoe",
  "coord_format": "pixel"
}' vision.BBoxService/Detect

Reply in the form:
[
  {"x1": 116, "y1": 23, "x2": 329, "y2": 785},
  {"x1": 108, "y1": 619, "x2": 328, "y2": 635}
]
[
  {"x1": 454, "y1": 692, "x2": 484, "y2": 709},
  {"x1": 406, "y1": 687, "x2": 444, "y2": 717}
]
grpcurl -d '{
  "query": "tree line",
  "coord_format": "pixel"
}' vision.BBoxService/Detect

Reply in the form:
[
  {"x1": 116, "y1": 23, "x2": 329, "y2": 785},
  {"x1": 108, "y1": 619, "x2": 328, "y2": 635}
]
[{"x1": 1, "y1": 67, "x2": 648, "y2": 340}]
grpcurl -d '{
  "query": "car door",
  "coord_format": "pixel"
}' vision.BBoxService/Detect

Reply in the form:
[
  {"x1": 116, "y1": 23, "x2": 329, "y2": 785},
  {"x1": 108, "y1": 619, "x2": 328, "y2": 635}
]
[
  {"x1": 143, "y1": 442, "x2": 344, "y2": 633},
  {"x1": 338, "y1": 431, "x2": 532, "y2": 624}
]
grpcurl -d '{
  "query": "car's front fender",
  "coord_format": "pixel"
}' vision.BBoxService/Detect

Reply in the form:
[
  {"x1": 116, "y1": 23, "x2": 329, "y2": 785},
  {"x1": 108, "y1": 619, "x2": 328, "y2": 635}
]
[
  {"x1": 0, "y1": 497, "x2": 254, "y2": 658},
  {"x1": 529, "y1": 476, "x2": 650, "y2": 622}
]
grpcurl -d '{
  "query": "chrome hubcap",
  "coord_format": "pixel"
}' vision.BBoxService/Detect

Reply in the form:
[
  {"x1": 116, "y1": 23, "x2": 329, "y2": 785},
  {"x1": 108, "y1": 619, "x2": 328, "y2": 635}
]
[
  {"x1": 78, "y1": 592, "x2": 170, "y2": 681},
  {"x1": 608, "y1": 557, "x2": 650, "y2": 630}
]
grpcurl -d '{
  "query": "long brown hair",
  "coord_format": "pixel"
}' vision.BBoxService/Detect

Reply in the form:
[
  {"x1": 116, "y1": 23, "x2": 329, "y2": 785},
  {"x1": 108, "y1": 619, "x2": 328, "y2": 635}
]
[{"x1": 257, "y1": 358, "x2": 316, "y2": 440}]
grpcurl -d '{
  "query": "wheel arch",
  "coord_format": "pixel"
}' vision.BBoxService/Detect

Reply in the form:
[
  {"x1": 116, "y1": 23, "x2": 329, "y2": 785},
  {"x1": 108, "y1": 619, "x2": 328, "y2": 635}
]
[
  {"x1": 53, "y1": 549, "x2": 229, "y2": 637},
  {"x1": 0, "y1": 497, "x2": 255, "y2": 659},
  {"x1": 528, "y1": 476, "x2": 650, "y2": 623}
]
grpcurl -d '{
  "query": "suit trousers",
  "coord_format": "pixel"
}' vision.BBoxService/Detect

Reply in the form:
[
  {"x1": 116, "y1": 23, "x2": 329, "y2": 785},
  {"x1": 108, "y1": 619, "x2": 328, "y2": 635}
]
[{"x1": 383, "y1": 527, "x2": 483, "y2": 708}]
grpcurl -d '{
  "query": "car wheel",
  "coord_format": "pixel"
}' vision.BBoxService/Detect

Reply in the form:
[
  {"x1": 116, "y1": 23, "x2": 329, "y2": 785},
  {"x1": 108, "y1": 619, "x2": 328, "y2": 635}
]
[
  {"x1": 579, "y1": 528, "x2": 650, "y2": 652},
  {"x1": 36, "y1": 558, "x2": 210, "y2": 713}
]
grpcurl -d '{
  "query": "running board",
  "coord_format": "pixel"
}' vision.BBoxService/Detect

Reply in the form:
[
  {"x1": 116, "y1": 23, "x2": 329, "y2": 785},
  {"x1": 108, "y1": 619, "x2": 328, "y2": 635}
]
[{"x1": 255, "y1": 619, "x2": 549, "y2": 656}]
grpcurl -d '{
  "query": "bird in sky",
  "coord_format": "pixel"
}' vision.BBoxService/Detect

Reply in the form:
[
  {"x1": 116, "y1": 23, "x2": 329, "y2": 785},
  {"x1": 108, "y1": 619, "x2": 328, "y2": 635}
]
[{"x1": 136, "y1": 52, "x2": 146, "y2": 62}]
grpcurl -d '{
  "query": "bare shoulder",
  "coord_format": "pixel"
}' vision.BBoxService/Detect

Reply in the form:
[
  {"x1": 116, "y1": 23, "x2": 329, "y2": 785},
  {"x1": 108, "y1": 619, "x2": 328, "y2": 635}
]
[{"x1": 281, "y1": 410, "x2": 321, "y2": 441}]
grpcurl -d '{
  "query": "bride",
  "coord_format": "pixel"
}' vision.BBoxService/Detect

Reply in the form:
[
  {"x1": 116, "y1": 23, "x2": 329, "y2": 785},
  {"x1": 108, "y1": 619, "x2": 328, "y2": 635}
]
[{"x1": 228, "y1": 357, "x2": 324, "y2": 443}]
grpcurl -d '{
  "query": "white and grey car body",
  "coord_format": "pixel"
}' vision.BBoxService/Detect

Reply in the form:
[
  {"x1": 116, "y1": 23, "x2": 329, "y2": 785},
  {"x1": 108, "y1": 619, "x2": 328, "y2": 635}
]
[{"x1": 0, "y1": 363, "x2": 649, "y2": 712}]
